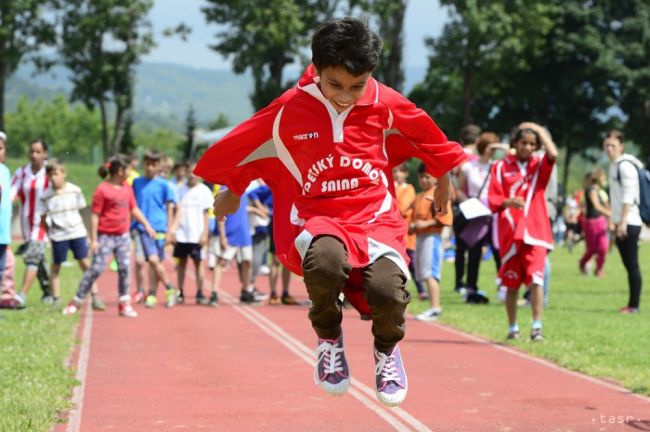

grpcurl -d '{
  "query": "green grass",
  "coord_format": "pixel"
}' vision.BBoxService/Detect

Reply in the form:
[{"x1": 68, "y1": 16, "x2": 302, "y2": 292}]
[
  {"x1": 408, "y1": 241, "x2": 650, "y2": 396},
  {"x1": 0, "y1": 255, "x2": 82, "y2": 432},
  {"x1": 6, "y1": 157, "x2": 102, "y2": 204}
]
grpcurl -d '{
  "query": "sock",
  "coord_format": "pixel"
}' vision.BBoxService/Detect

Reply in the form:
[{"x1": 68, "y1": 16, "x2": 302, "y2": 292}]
[
  {"x1": 532, "y1": 320, "x2": 543, "y2": 330},
  {"x1": 166, "y1": 283, "x2": 174, "y2": 291},
  {"x1": 509, "y1": 323, "x2": 519, "y2": 333}
]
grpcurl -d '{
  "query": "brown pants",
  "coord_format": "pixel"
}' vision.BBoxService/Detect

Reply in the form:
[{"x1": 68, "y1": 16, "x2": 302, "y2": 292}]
[{"x1": 302, "y1": 236, "x2": 410, "y2": 353}]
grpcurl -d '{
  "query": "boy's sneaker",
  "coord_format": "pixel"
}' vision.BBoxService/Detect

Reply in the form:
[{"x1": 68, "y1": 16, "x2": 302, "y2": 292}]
[
  {"x1": 506, "y1": 330, "x2": 520, "y2": 340},
  {"x1": 240, "y1": 290, "x2": 262, "y2": 305},
  {"x1": 118, "y1": 302, "x2": 138, "y2": 318},
  {"x1": 619, "y1": 306, "x2": 640, "y2": 314},
  {"x1": 0, "y1": 298, "x2": 26, "y2": 310},
  {"x1": 530, "y1": 328, "x2": 545, "y2": 342},
  {"x1": 251, "y1": 287, "x2": 268, "y2": 301},
  {"x1": 281, "y1": 294, "x2": 299, "y2": 305},
  {"x1": 314, "y1": 335, "x2": 350, "y2": 396},
  {"x1": 132, "y1": 289, "x2": 145, "y2": 304},
  {"x1": 208, "y1": 291, "x2": 219, "y2": 307},
  {"x1": 269, "y1": 292, "x2": 281, "y2": 305},
  {"x1": 62, "y1": 299, "x2": 81, "y2": 316},
  {"x1": 91, "y1": 295, "x2": 106, "y2": 311},
  {"x1": 196, "y1": 291, "x2": 208, "y2": 305},
  {"x1": 373, "y1": 345, "x2": 408, "y2": 407},
  {"x1": 176, "y1": 291, "x2": 185, "y2": 305},
  {"x1": 414, "y1": 308, "x2": 441, "y2": 322},
  {"x1": 41, "y1": 295, "x2": 54, "y2": 305},
  {"x1": 165, "y1": 289, "x2": 176, "y2": 308},
  {"x1": 145, "y1": 295, "x2": 157, "y2": 308}
]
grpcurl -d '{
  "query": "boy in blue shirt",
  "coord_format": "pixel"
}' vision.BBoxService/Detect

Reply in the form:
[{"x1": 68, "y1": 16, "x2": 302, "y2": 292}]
[{"x1": 132, "y1": 150, "x2": 178, "y2": 307}]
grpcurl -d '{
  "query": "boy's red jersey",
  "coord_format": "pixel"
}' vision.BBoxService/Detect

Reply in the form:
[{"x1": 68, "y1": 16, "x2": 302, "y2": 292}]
[
  {"x1": 195, "y1": 66, "x2": 465, "y2": 276},
  {"x1": 488, "y1": 153, "x2": 555, "y2": 260}
]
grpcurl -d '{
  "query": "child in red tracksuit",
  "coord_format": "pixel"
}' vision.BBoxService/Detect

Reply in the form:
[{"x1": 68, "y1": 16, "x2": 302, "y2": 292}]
[
  {"x1": 488, "y1": 122, "x2": 558, "y2": 342},
  {"x1": 195, "y1": 18, "x2": 465, "y2": 407}
]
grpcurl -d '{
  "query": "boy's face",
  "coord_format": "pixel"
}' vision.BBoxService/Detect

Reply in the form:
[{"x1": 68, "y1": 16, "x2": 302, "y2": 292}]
[
  {"x1": 418, "y1": 172, "x2": 435, "y2": 190},
  {"x1": 143, "y1": 159, "x2": 160, "y2": 178},
  {"x1": 513, "y1": 132, "x2": 537, "y2": 161},
  {"x1": 393, "y1": 167, "x2": 408, "y2": 184},
  {"x1": 175, "y1": 166, "x2": 188, "y2": 180},
  {"x1": 49, "y1": 168, "x2": 66, "y2": 189},
  {"x1": 187, "y1": 165, "x2": 198, "y2": 186},
  {"x1": 29, "y1": 142, "x2": 47, "y2": 166},
  {"x1": 317, "y1": 66, "x2": 371, "y2": 113},
  {"x1": 603, "y1": 137, "x2": 623, "y2": 161},
  {"x1": 0, "y1": 140, "x2": 5, "y2": 163}
]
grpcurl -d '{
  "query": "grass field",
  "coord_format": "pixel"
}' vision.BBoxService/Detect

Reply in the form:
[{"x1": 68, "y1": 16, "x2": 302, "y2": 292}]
[
  {"x1": 408, "y1": 240, "x2": 650, "y2": 396},
  {"x1": 0, "y1": 255, "x2": 82, "y2": 432}
]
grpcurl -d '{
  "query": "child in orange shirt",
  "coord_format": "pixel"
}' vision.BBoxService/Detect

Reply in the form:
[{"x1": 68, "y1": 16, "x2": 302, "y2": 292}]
[{"x1": 409, "y1": 163, "x2": 453, "y2": 321}]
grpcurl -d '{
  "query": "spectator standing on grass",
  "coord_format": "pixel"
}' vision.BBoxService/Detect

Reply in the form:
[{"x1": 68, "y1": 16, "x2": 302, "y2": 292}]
[
  {"x1": 488, "y1": 122, "x2": 558, "y2": 342},
  {"x1": 32, "y1": 159, "x2": 105, "y2": 308},
  {"x1": 411, "y1": 163, "x2": 454, "y2": 321},
  {"x1": 604, "y1": 130, "x2": 644, "y2": 314},
  {"x1": 132, "y1": 150, "x2": 178, "y2": 308},
  {"x1": 63, "y1": 154, "x2": 155, "y2": 317},
  {"x1": 170, "y1": 163, "x2": 213, "y2": 305},
  {"x1": 579, "y1": 169, "x2": 610, "y2": 277},
  {"x1": 12, "y1": 139, "x2": 53, "y2": 307}
]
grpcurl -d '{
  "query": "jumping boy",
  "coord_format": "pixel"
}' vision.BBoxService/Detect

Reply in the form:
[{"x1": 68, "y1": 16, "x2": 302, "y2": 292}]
[
  {"x1": 488, "y1": 122, "x2": 558, "y2": 342},
  {"x1": 195, "y1": 18, "x2": 465, "y2": 407},
  {"x1": 132, "y1": 150, "x2": 178, "y2": 308}
]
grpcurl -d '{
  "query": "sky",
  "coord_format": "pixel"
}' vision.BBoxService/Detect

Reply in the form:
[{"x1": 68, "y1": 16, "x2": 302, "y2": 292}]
[{"x1": 144, "y1": 0, "x2": 449, "y2": 71}]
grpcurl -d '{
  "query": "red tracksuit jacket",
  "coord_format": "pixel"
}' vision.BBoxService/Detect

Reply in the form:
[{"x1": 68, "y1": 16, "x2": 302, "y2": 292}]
[{"x1": 195, "y1": 66, "x2": 466, "y2": 277}]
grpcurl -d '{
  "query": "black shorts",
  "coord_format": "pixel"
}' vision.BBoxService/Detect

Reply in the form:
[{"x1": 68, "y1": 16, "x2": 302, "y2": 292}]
[{"x1": 173, "y1": 243, "x2": 203, "y2": 261}]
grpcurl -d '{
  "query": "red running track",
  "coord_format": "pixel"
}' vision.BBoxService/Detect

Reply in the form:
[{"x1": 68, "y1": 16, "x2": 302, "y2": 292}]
[{"x1": 57, "y1": 265, "x2": 649, "y2": 432}]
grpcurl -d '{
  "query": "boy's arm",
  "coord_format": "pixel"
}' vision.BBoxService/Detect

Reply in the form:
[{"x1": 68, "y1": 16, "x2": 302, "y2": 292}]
[
  {"x1": 488, "y1": 162, "x2": 507, "y2": 212},
  {"x1": 131, "y1": 207, "x2": 156, "y2": 238},
  {"x1": 166, "y1": 202, "x2": 175, "y2": 244},
  {"x1": 200, "y1": 209, "x2": 209, "y2": 247},
  {"x1": 194, "y1": 96, "x2": 286, "y2": 195}
]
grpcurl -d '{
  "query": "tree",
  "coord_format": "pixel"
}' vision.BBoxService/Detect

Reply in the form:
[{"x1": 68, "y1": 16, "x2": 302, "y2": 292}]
[
  {"x1": 202, "y1": 0, "x2": 341, "y2": 110},
  {"x1": 208, "y1": 113, "x2": 230, "y2": 131},
  {"x1": 59, "y1": 0, "x2": 155, "y2": 158},
  {"x1": 181, "y1": 104, "x2": 196, "y2": 161},
  {"x1": 0, "y1": 0, "x2": 57, "y2": 130},
  {"x1": 120, "y1": 113, "x2": 136, "y2": 154}
]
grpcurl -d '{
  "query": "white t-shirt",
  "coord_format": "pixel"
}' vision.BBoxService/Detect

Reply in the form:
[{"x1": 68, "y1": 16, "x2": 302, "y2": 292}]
[
  {"x1": 175, "y1": 183, "x2": 213, "y2": 243},
  {"x1": 609, "y1": 154, "x2": 643, "y2": 226},
  {"x1": 461, "y1": 159, "x2": 491, "y2": 204},
  {"x1": 37, "y1": 182, "x2": 87, "y2": 242}
]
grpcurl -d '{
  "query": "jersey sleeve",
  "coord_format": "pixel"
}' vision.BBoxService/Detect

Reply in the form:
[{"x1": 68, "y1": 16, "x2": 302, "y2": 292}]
[
  {"x1": 488, "y1": 161, "x2": 506, "y2": 212},
  {"x1": 384, "y1": 88, "x2": 467, "y2": 177},
  {"x1": 10, "y1": 166, "x2": 24, "y2": 202},
  {"x1": 91, "y1": 185, "x2": 105, "y2": 215},
  {"x1": 536, "y1": 153, "x2": 556, "y2": 191},
  {"x1": 194, "y1": 96, "x2": 286, "y2": 196}
]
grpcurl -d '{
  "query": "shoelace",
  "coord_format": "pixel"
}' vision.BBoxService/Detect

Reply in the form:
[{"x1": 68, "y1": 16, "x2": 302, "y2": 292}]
[
  {"x1": 374, "y1": 351, "x2": 402, "y2": 384},
  {"x1": 314, "y1": 340, "x2": 344, "y2": 382}
]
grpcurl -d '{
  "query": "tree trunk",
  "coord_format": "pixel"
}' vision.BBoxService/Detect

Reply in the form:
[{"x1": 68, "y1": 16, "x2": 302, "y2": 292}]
[
  {"x1": 561, "y1": 143, "x2": 573, "y2": 192},
  {"x1": 99, "y1": 99, "x2": 109, "y2": 160},
  {"x1": 111, "y1": 104, "x2": 125, "y2": 156},
  {"x1": 382, "y1": 1, "x2": 406, "y2": 92}
]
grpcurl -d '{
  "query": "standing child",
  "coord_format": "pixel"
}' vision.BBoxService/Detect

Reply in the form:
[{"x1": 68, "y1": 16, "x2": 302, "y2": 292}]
[
  {"x1": 578, "y1": 169, "x2": 610, "y2": 277},
  {"x1": 36, "y1": 159, "x2": 105, "y2": 307},
  {"x1": 411, "y1": 163, "x2": 453, "y2": 321},
  {"x1": 488, "y1": 122, "x2": 558, "y2": 341},
  {"x1": 171, "y1": 163, "x2": 213, "y2": 305},
  {"x1": 195, "y1": 18, "x2": 465, "y2": 407},
  {"x1": 63, "y1": 154, "x2": 155, "y2": 317},
  {"x1": 132, "y1": 150, "x2": 178, "y2": 308},
  {"x1": 12, "y1": 139, "x2": 52, "y2": 306}
]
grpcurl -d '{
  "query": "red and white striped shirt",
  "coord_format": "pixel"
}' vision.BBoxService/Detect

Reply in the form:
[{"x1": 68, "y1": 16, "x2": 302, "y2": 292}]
[{"x1": 11, "y1": 164, "x2": 49, "y2": 241}]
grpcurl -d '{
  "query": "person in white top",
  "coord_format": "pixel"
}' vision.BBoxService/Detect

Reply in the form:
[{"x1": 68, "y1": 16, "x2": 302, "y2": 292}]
[
  {"x1": 11, "y1": 139, "x2": 52, "y2": 304},
  {"x1": 604, "y1": 130, "x2": 643, "y2": 313},
  {"x1": 171, "y1": 163, "x2": 213, "y2": 305}
]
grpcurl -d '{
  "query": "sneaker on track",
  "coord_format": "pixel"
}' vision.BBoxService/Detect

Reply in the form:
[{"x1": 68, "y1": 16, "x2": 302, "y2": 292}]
[
  {"x1": 132, "y1": 289, "x2": 145, "y2": 304},
  {"x1": 196, "y1": 291, "x2": 208, "y2": 305},
  {"x1": 268, "y1": 292, "x2": 281, "y2": 305},
  {"x1": 281, "y1": 294, "x2": 300, "y2": 305},
  {"x1": 240, "y1": 290, "x2": 262, "y2": 305},
  {"x1": 314, "y1": 335, "x2": 350, "y2": 396},
  {"x1": 208, "y1": 291, "x2": 218, "y2": 307},
  {"x1": 373, "y1": 345, "x2": 407, "y2": 407},
  {"x1": 92, "y1": 295, "x2": 106, "y2": 311},
  {"x1": 250, "y1": 287, "x2": 268, "y2": 301},
  {"x1": 414, "y1": 308, "x2": 441, "y2": 322},
  {"x1": 145, "y1": 294, "x2": 157, "y2": 308},
  {"x1": 118, "y1": 302, "x2": 138, "y2": 318},
  {"x1": 165, "y1": 289, "x2": 176, "y2": 308}
]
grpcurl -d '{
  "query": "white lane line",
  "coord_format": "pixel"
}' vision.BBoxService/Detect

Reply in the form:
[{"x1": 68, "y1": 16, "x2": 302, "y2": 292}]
[
  {"x1": 221, "y1": 291, "x2": 432, "y2": 432},
  {"x1": 430, "y1": 321, "x2": 650, "y2": 404},
  {"x1": 66, "y1": 303, "x2": 94, "y2": 432}
]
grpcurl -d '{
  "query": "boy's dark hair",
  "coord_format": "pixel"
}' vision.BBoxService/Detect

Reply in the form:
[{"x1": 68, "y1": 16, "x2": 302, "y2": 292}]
[
  {"x1": 173, "y1": 161, "x2": 189, "y2": 171},
  {"x1": 606, "y1": 129, "x2": 624, "y2": 143},
  {"x1": 510, "y1": 127, "x2": 541, "y2": 150},
  {"x1": 459, "y1": 124, "x2": 481, "y2": 146},
  {"x1": 311, "y1": 18, "x2": 382, "y2": 76},
  {"x1": 98, "y1": 153, "x2": 129, "y2": 179},
  {"x1": 30, "y1": 138, "x2": 48, "y2": 152},
  {"x1": 143, "y1": 149, "x2": 162, "y2": 163},
  {"x1": 476, "y1": 132, "x2": 500, "y2": 156},
  {"x1": 417, "y1": 162, "x2": 427, "y2": 174}
]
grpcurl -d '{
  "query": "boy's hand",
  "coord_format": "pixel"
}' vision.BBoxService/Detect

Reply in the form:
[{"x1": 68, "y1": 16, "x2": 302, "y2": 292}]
[
  {"x1": 504, "y1": 197, "x2": 525, "y2": 210},
  {"x1": 90, "y1": 240, "x2": 99, "y2": 255},
  {"x1": 213, "y1": 189, "x2": 241, "y2": 221},
  {"x1": 432, "y1": 175, "x2": 451, "y2": 215},
  {"x1": 199, "y1": 232, "x2": 208, "y2": 247},
  {"x1": 616, "y1": 222, "x2": 628, "y2": 239},
  {"x1": 414, "y1": 220, "x2": 434, "y2": 230},
  {"x1": 145, "y1": 225, "x2": 156, "y2": 239},
  {"x1": 167, "y1": 232, "x2": 176, "y2": 246},
  {"x1": 219, "y1": 236, "x2": 228, "y2": 251}
]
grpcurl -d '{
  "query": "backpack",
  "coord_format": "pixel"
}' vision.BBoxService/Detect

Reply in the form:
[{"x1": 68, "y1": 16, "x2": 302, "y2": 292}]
[{"x1": 617, "y1": 159, "x2": 650, "y2": 227}]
